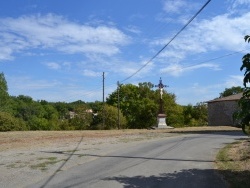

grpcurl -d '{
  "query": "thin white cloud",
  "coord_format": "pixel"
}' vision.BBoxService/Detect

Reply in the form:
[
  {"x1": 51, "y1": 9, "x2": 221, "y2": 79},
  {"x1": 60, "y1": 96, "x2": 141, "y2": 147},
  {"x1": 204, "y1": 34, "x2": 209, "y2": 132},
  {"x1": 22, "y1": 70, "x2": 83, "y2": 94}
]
[
  {"x1": 82, "y1": 69, "x2": 102, "y2": 77},
  {"x1": 227, "y1": 0, "x2": 250, "y2": 10},
  {"x1": 115, "y1": 60, "x2": 155, "y2": 79},
  {"x1": 160, "y1": 63, "x2": 220, "y2": 77},
  {"x1": 163, "y1": 0, "x2": 187, "y2": 14},
  {"x1": 125, "y1": 25, "x2": 141, "y2": 34},
  {"x1": 8, "y1": 76, "x2": 62, "y2": 91},
  {"x1": 44, "y1": 61, "x2": 71, "y2": 71},
  {"x1": 0, "y1": 14, "x2": 130, "y2": 61},
  {"x1": 45, "y1": 62, "x2": 61, "y2": 70},
  {"x1": 225, "y1": 75, "x2": 244, "y2": 87},
  {"x1": 0, "y1": 47, "x2": 13, "y2": 61}
]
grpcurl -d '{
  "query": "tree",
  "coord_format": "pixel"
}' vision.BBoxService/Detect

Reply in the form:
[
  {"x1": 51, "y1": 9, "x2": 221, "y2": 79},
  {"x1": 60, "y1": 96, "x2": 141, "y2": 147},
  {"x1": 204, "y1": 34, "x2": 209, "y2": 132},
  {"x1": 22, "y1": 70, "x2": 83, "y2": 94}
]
[
  {"x1": 237, "y1": 35, "x2": 250, "y2": 135},
  {"x1": 107, "y1": 83, "x2": 158, "y2": 129},
  {"x1": 69, "y1": 104, "x2": 93, "y2": 130},
  {"x1": 53, "y1": 102, "x2": 69, "y2": 120},
  {"x1": 219, "y1": 86, "x2": 243, "y2": 98},
  {"x1": 106, "y1": 82, "x2": 184, "y2": 128},
  {"x1": 98, "y1": 104, "x2": 127, "y2": 130},
  {"x1": 0, "y1": 111, "x2": 27, "y2": 131},
  {"x1": 0, "y1": 73, "x2": 10, "y2": 112},
  {"x1": 183, "y1": 103, "x2": 207, "y2": 126}
]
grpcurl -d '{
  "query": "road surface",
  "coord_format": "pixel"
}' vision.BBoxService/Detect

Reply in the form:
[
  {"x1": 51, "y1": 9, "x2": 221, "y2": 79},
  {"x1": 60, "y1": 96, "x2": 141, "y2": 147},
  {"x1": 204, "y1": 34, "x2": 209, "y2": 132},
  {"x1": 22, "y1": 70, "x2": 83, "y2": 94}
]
[{"x1": 28, "y1": 131, "x2": 245, "y2": 188}]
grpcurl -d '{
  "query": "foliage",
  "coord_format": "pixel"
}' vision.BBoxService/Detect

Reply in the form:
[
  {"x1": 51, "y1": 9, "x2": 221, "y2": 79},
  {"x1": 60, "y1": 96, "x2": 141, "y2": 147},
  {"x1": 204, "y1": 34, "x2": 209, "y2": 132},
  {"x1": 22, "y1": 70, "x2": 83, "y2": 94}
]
[
  {"x1": 183, "y1": 103, "x2": 207, "y2": 127},
  {"x1": 161, "y1": 93, "x2": 184, "y2": 127},
  {"x1": 219, "y1": 86, "x2": 243, "y2": 98},
  {"x1": 106, "y1": 82, "x2": 191, "y2": 128},
  {"x1": 96, "y1": 104, "x2": 127, "y2": 130},
  {"x1": 69, "y1": 104, "x2": 93, "y2": 130},
  {"x1": 0, "y1": 72, "x2": 208, "y2": 131},
  {"x1": 0, "y1": 111, "x2": 27, "y2": 131},
  {"x1": 0, "y1": 72, "x2": 10, "y2": 112},
  {"x1": 237, "y1": 35, "x2": 250, "y2": 135},
  {"x1": 106, "y1": 83, "x2": 158, "y2": 129}
]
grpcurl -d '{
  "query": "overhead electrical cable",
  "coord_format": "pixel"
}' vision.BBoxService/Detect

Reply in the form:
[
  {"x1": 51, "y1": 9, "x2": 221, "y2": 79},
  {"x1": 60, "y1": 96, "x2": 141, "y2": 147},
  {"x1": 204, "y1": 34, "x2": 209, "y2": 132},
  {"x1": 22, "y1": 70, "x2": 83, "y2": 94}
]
[
  {"x1": 180, "y1": 49, "x2": 246, "y2": 70},
  {"x1": 120, "y1": 0, "x2": 212, "y2": 83}
]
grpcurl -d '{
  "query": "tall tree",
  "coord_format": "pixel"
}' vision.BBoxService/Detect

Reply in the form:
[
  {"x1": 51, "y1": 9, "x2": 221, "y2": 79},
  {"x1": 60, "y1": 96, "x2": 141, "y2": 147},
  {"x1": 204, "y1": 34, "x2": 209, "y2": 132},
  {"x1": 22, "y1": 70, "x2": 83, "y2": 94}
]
[
  {"x1": 106, "y1": 83, "x2": 158, "y2": 129},
  {"x1": 237, "y1": 35, "x2": 250, "y2": 135},
  {"x1": 0, "y1": 73, "x2": 9, "y2": 112}
]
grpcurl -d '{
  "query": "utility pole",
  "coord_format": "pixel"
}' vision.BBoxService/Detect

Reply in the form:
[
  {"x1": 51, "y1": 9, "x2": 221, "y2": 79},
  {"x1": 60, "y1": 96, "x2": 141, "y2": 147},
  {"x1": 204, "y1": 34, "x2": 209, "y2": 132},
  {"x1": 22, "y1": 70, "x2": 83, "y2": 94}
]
[
  {"x1": 117, "y1": 81, "x2": 120, "y2": 129},
  {"x1": 102, "y1": 72, "x2": 105, "y2": 128}
]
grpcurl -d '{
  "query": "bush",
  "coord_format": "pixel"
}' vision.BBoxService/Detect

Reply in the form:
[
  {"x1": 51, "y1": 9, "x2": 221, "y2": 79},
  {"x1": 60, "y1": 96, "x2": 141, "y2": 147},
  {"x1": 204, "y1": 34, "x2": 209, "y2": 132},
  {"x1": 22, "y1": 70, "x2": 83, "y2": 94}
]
[
  {"x1": 0, "y1": 112, "x2": 27, "y2": 131},
  {"x1": 98, "y1": 104, "x2": 127, "y2": 130}
]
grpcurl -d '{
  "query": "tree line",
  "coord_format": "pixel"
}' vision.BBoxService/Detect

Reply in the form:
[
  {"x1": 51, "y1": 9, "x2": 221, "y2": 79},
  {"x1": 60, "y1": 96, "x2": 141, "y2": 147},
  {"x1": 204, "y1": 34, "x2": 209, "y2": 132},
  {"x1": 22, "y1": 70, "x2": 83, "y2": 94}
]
[{"x1": 0, "y1": 73, "x2": 209, "y2": 131}]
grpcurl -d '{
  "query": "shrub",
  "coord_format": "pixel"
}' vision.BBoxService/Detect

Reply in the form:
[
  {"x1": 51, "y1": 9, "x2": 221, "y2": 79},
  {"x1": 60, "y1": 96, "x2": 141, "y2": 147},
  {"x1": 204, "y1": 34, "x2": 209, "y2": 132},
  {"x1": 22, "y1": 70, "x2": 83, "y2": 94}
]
[{"x1": 0, "y1": 111, "x2": 27, "y2": 131}]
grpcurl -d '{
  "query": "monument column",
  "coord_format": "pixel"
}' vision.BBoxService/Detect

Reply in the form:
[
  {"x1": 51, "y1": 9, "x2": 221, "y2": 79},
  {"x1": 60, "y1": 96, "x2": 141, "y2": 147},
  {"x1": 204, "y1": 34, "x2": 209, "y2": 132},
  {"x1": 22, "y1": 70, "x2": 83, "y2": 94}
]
[{"x1": 155, "y1": 78, "x2": 173, "y2": 129}]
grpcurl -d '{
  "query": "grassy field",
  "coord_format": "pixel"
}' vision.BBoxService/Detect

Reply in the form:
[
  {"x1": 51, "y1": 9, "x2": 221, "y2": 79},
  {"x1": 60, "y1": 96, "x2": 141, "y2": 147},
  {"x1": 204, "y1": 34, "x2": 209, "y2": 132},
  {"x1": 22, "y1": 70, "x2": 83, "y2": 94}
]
[{"x1": 216, "y1": 138, "x2": 250, "y2": 188}]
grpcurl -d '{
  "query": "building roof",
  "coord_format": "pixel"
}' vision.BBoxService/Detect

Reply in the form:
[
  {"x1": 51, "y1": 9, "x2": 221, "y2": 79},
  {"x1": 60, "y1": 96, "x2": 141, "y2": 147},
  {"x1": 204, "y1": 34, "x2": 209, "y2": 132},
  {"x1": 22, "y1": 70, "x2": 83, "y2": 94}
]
[{"x1": 207, "y1": 92, "x2": 243, "y2": 103}]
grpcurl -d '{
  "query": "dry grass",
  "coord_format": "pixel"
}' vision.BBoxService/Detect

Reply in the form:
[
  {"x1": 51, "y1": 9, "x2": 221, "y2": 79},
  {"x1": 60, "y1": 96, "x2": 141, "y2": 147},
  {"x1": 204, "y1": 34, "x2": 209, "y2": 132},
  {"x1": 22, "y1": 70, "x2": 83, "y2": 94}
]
[
  {"x1": 0, "y1": 126, "x2": 241, "y2": 151},
  {"x1": 216, "y1": 138, "x2": 250, "y2": 188}
]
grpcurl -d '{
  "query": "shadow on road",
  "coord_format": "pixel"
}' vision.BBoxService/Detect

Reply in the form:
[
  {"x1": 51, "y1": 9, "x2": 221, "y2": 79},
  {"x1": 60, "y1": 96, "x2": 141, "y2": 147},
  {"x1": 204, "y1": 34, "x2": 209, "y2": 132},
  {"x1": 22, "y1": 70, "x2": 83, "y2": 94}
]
[
  {"x1": 102, "y1": 168, "x2": 250, "y2": 188},
  {"x1": 81, "y1": 153, "x2": 215, "y2": 163}
]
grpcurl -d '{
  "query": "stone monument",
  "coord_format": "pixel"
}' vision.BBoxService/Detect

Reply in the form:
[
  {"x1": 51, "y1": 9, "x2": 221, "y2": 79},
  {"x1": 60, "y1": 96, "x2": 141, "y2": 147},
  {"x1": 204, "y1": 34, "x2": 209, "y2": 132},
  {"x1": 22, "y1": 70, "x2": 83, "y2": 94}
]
[{"x1": 155, "y1": 78, "x2": 173, "y2": 129}]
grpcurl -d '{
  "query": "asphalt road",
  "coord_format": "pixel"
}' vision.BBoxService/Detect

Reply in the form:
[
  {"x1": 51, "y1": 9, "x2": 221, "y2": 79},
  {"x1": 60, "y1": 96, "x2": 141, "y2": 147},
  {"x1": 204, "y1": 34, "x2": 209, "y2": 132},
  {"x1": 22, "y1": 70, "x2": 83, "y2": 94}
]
[{"x1": 28, "y1": 131, "x2": 245, "y2": 188}]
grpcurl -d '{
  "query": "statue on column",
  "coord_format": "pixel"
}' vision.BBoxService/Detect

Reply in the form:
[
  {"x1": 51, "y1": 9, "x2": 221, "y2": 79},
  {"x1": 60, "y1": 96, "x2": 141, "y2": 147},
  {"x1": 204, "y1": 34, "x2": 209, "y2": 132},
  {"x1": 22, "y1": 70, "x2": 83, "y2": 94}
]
[
  {"x1": 155, "y1": 77, "x2": 167, "y2": 114},
  {"x1": 154, "y1": 78, "x2": 173, "y2": 129}
]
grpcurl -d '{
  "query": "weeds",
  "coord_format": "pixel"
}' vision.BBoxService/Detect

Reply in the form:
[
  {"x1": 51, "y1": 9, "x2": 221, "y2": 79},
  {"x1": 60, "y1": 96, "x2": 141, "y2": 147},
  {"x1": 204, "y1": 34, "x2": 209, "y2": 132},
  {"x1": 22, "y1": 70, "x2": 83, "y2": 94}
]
[
  {"x1": 30, "y1": 157, "x2": 61, "y2": 171},
  {"x1": 216, "y1": 139, "x2": 250, "y2": 187}
]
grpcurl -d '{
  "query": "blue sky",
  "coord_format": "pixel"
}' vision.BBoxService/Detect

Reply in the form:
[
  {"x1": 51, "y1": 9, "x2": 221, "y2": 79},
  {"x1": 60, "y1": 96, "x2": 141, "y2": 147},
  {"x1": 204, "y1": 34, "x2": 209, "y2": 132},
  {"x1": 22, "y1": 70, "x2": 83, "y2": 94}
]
[{"x1": 0, "y1": 0, "x2": 249, "y2": 105}]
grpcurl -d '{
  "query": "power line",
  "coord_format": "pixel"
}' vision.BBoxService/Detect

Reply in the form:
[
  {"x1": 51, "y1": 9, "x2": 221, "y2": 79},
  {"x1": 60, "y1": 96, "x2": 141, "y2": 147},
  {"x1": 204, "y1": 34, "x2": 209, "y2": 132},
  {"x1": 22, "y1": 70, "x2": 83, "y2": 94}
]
[
  {"x1": 120, "y1": 0, "x2": 212, "y2": 83},
  {"x1": 179, "y1": 49, "x2": 246, "y2": 70}
]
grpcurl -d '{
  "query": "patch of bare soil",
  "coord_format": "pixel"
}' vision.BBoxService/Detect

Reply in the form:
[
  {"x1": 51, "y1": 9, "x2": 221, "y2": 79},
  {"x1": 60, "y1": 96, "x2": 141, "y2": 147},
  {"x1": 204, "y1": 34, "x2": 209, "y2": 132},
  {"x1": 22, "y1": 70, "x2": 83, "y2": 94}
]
[{"x1": 0, "y1": 126, "x2": 241, "y2": 188}]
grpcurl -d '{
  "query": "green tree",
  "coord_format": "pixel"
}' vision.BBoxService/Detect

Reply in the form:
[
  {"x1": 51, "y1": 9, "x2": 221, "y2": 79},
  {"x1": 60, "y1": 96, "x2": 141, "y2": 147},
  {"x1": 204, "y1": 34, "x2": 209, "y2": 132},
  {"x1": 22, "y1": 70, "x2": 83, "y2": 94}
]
[
  {"x1": 87, "y1": 101, "x2": 104, "y2": 129},
  {"x1": 0, "y1": 111, "x2": 27, "y2": 131},
  {"x1": 183, "y1": 103, "x2": 207, "y2": 126},
  {"x1": 219, "y1": 86, "x2": 243, "y2": 98},
  {"x1": 69, "y1": 104, "x2": 93, "y2": 130},
  {"x1": 11, "y1": 95, "x2": 55, "y2": 130},
  {"x1": 41, "y1": 102, "x2": 60, "y2": 130},
  {"x1": 237, "y1": 35, "x2": 250, "y2": 135},
  {"x1": 0, "y1": 72, "x2": 10, "y2": 112},
  {"x1": 53, "y1": 102, "x2": 69, "y2": 120},
  {"x1": 107, "y1": 83, "x2": 158, "y2": 129},
  {"x1": 97, "y1": 104, "x2": 127, "y2": 130},
  {"x1": 106, "y1": 82, "x2": 184, "y2": 128}
]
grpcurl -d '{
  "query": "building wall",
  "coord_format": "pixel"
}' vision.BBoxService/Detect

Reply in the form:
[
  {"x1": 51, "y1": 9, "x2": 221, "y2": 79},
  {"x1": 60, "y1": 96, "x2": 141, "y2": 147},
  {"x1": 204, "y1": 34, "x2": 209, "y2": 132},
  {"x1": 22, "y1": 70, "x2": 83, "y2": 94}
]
[{"x1": 208, "y1": 101, "x2": 239, "y2": 126}]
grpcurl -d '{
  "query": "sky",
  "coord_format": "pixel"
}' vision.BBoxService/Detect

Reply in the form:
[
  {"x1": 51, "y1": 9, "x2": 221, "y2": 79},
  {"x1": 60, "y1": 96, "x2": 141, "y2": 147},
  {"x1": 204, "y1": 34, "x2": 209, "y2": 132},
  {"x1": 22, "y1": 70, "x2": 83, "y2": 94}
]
[{"x1": 0, "y1": 0, "x2": 250, "y2": 105}]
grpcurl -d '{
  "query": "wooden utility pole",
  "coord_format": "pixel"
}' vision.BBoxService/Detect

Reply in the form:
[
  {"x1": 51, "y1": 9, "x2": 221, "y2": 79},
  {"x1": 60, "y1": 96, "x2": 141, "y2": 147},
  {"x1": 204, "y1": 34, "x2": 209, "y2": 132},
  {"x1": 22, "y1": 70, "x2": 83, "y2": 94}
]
[
  {"x1": 102, "y1": 72, "x2": 105, "y2": 127},
  {"x1": 117, "y1": 81, "x2": 120, "y2": 129}
]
